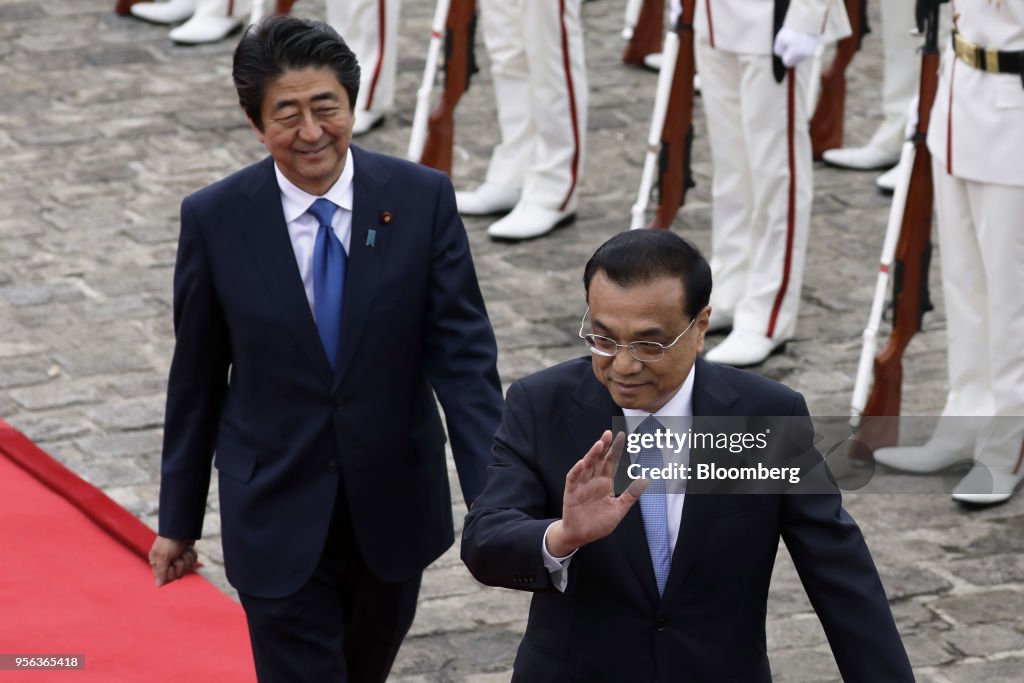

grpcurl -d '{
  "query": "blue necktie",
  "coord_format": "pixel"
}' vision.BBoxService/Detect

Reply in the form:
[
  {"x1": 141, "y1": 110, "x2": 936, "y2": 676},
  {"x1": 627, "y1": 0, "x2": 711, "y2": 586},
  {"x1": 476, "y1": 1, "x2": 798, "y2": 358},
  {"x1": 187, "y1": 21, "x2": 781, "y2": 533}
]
[
  {"x1": 635, "y1": 416, "x2": 671, "y2": 595},
  {"x1": 308, "y1": 198, "x2": 346, "y2": 370}
]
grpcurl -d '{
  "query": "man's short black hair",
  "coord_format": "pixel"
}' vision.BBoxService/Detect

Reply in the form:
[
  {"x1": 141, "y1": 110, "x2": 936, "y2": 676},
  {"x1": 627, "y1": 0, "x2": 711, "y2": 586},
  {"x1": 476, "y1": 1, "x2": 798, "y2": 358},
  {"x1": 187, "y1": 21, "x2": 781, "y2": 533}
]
[
  {"x1": 233, "y1": 15, "x2": 361, "y2": 131},
  {"x1": 583, "y1": 230, "x2": 712, "y2": 320}
]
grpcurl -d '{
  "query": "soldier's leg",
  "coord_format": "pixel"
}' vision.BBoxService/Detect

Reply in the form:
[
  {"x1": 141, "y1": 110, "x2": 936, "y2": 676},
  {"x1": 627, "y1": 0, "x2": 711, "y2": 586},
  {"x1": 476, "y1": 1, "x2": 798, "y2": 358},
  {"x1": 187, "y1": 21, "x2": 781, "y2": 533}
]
[
  {"x1": 484, "y1": 0, "x2": 587, "y2": 240},
  {"x1": 697, "y1": 38, "x2": 753, "y2": 333},
  {"x1": 707, "y1": 53, "x2": 812, "y2": 366},
  {"x1": 326, "y1": 0, "x2": 400, "y2": 134},
  {"x1": 873, "y1": 158, "x2": 987, "y2": 474},
  {"x1": 953, "y1": 177, "x2": 1024, "y2": 503}
]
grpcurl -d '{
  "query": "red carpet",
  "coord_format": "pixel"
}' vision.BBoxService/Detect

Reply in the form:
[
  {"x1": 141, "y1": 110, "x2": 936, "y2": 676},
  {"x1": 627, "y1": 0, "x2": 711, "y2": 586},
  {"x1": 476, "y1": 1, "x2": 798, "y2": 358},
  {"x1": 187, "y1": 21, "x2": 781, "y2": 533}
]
[{"x1": 0, "y1": 419, "x2": 255, "y2": 682}]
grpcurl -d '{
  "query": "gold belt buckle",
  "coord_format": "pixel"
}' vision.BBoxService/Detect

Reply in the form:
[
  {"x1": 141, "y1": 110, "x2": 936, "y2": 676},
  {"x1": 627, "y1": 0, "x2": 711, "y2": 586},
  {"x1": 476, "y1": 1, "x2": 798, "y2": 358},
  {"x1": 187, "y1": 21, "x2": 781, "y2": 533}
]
[
  {"x1": 955, "y1": 32, "x2": 979, "y2": 69},
  {"x1": 954, "y1": 31, "x2": 1001, "y2": 73},
  {"x1": 985, "y1": 47, "x2": 1000, "y2": 73}
]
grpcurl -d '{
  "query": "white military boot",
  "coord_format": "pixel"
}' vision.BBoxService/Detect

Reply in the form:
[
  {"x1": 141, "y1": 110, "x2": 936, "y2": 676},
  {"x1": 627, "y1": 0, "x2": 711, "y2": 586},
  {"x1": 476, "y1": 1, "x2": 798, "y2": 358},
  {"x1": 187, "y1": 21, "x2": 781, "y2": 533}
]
[
  {"x1": 455, "y1": 183, "x2": 522, "y2": 217},
  {"x1": 130, "y1": 0, "x2": 196, "y2": 24},
  {"x1": 169, "y1": 0, "x2": 249, "y2": 44}
]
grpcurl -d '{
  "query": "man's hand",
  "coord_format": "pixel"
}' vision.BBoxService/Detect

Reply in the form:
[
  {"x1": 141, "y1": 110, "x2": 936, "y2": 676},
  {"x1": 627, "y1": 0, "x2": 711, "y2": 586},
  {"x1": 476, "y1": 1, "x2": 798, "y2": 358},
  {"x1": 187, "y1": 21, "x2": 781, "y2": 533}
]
[
  {"x1": 149, "y1": 536, "x2": 198, "y2": 587},
  {"x1": 545, "y1": 431, "x2": 648, "y2": 557},
  {"x1": 773, "y1": 27, "x2": 820, "y2": 68}
]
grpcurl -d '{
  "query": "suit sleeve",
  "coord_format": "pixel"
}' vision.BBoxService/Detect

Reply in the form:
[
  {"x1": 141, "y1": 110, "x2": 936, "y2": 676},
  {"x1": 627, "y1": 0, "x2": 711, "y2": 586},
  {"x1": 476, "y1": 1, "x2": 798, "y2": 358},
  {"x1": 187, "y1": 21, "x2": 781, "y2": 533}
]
[
  {"x1": 422, "y1": 172, "x2": 503, "y2": 507},
  {"x1": 461, "y1": 380, "x2": 559, "y2": 592},
  {"x1": 157, "y1": 197, "x2": 232, "y2": 540},
  {"x1": 781, "y1": 394, "x2": 915, "y2": 682}
]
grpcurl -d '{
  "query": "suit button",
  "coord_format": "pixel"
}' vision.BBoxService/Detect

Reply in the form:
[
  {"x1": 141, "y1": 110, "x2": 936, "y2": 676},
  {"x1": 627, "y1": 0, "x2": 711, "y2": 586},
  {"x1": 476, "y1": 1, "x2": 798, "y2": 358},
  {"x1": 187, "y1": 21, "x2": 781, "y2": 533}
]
[
  {"x1": 654, "y1": 617, "x2": 668, "y2": 631},
  {"x1": 327, "y1": 460, "x2": 338, "y2": 473},
  {"x1": 333, "y1": 401, "x2": 344, "y2": 412}
]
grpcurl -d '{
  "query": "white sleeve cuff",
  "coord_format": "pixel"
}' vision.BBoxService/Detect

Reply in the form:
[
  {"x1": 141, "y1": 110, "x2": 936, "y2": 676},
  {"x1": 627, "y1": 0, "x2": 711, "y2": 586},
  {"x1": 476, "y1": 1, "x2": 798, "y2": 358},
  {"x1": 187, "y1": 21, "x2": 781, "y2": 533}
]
[{"x1": 542, "y1": 522, "x2": 577, "y2": 593}]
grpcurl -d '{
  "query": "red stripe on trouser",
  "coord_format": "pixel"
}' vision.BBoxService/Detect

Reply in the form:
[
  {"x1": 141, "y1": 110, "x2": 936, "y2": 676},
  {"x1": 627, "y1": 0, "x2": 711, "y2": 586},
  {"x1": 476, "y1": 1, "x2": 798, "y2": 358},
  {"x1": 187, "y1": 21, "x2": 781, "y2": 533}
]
[
  {"x1": 946, "y1": 58, "x2": 956, "y2": 176},
  {"x1": 766, "y1": 68, "x2": 797, "y2": 339},
  {"x1": 558, "y1": 0, "x2": 581, "y2": 211},
  {"x1": 704, "y1": 0, "x2": 715, "y2": 48},
  {"x1": 364, "y1": 0, "x2": 387, "y2": 110}
]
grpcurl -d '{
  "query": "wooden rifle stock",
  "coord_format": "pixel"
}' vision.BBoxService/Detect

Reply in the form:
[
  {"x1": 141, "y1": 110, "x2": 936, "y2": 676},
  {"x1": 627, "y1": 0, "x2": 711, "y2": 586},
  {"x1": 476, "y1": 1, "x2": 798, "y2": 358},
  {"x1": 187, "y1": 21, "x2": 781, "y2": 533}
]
[
  {"x1": 651, "y1": 3, "x2": 696, "y2": 229},
  {"x1": 623, "y1": 0, "x2": 664, "y2": 66},
  {"x1": 115, "y1": 0, "x2": 141, "y2": 15},
  {"x1": 858, "y1": 13, "x2": 940, "y2": 449},
  {"x1": 809, "y1": 0, "x2": 868, "y2": 159},
  {"x1": 421, "y1": 0, "x2": 477, "y2": 175}
]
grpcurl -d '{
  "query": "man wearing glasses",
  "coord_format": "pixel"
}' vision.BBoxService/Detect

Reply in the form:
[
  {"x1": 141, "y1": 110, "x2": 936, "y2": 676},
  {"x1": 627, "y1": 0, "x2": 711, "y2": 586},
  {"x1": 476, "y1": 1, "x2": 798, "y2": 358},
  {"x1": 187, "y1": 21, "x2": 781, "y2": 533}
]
[{"x1": 461, "y1": 230, "x2": 913, "y2": 681}]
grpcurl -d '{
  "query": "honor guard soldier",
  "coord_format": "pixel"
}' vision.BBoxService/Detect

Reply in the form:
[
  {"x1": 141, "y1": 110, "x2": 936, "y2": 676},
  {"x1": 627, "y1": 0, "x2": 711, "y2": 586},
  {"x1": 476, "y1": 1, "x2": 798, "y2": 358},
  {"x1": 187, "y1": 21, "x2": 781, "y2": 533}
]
[
  {"x1": 454, "y1": 0, "x2": 587, "y2": 241},
  {"x1": 875, "y1": 0, "x2": 1024, "y2": 505},
  {"x1": 698, "y1": 0, "x2": 850, "y2": 366}
]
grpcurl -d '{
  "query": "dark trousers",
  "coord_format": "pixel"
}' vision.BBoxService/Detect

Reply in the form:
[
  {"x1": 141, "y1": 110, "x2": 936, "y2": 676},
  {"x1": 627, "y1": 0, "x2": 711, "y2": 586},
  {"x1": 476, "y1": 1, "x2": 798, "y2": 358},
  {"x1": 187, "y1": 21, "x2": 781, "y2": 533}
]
[{"x1": 238, "y1": 485, "x2": 421, "y2": 682}]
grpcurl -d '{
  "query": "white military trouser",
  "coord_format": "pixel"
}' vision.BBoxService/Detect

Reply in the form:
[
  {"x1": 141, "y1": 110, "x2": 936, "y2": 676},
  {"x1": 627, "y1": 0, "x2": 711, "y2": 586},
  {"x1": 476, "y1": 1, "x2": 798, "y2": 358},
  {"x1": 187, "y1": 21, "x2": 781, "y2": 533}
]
[
  {"x1": 326, "y1": 0, "x2": 400, "y2": 117},
  {"x1": 192, "y1": 0, "x2": 250, "y2": 19},
  {"x1": 933, "y1": 157, "x2": 1024, "y2": 472},
  {"x1": 478, "y1": 0, "x2": 587, "y2": 212},
  {"x1": 697, "y1": 37, "x2": 813, "y2": 341},
  {"x1": 867, "y1": 0, "x2": 921, "y2": 155}
]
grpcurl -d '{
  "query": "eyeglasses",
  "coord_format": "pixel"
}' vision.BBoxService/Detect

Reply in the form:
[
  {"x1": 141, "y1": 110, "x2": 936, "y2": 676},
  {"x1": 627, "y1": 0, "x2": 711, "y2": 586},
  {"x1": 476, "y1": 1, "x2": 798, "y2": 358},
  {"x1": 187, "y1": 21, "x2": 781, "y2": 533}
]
[{"x1": 578, "y1": 308, "x2": 696, "y2": 363}]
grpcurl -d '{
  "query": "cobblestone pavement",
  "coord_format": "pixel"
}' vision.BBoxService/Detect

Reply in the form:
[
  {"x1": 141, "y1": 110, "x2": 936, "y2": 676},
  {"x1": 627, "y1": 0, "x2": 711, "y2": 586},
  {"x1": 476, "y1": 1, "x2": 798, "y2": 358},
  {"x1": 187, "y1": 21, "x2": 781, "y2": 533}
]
[{"x1": 2, "y1": 1, "x2": 1023, "y2": 681}]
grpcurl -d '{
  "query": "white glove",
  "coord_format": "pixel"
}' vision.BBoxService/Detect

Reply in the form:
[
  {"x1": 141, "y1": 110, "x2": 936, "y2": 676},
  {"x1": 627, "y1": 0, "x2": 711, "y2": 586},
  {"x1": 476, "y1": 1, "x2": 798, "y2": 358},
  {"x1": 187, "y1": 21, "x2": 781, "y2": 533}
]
[
  {"x1": 773, "y1": 27, "x2": 820, "y2": 68},
  {"x1": 670, "y1": 0, "x2": 683, "y2": 26},
  {"x1": 904, "y1": 94, "x2": 920, "y2": 140}
]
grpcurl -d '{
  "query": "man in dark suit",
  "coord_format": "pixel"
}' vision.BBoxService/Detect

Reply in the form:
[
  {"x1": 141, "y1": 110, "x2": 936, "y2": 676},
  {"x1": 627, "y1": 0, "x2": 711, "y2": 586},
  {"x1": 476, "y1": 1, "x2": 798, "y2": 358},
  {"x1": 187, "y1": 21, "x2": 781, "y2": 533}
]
[
  {"x1": 147, "y1": 16, "x2": 503, "y2": 682},
  {"x1": 462, "y1": 230, "x2": 914, "y2": 681}
]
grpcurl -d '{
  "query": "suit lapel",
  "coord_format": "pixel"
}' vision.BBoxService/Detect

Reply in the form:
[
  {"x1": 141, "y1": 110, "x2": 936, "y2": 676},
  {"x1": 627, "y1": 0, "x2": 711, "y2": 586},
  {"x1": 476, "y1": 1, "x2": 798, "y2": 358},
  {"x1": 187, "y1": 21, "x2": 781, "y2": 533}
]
[
  {"x1": 662, "y1": 358, "x2": 739, "y2": 600},
  {"x1": 568, "y1": 372, "x2": 662, "y2": 605},
  {"x1": 238, "y1": 157, "x2": 333, "y2": 384},
  {"x1": 332, "y1": 146, "x2": 391, "y2": 392}
]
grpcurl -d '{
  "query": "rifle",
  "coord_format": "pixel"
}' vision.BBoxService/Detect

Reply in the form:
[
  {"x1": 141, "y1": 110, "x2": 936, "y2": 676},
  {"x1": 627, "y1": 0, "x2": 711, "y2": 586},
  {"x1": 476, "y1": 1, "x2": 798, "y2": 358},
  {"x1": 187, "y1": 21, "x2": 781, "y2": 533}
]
[
  {"x1": 408, "y1": 0, "x2": 478, "y2": 175},
  {"x1": 629, "y1": 0, "x2": 696, "y2": 230},
  {"x1": 851, "y1": 0, "x2": 941, "y2": 450},
  {"x1": 622, "y1": 0, "x2": 664, "y2": 66},
  {"x1": 809, "y1": 0, "x2": 870, "y2": 159}
]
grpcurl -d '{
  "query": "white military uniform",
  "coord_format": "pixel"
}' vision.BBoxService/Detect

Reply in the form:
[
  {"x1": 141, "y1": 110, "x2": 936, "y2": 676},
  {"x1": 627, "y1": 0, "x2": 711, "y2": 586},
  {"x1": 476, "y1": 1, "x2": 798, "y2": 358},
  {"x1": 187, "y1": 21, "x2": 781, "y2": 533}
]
[
  {"x1": 326, "y1": 0, "x2": 400, "y2": 127},
  {"x1": 873, "y1": 0, "x2": 921, "y2": 159},
  {"x1": 925, "y1": 0, "x2": 1024, "y2": 498},
  {"x1": 697, "y1": 0, "x2": 849, "y2": 359},
  {"x1": 477, "y1": 0, "x2": 587, "y2": 215}
]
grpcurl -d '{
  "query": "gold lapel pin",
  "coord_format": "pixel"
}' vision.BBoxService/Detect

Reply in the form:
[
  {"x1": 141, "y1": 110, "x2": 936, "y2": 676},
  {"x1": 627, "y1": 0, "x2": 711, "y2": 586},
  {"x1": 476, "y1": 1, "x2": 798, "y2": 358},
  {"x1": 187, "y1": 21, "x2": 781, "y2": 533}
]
[{"x1": 380, "y1": 211, "x2": 392, "y2": 224}]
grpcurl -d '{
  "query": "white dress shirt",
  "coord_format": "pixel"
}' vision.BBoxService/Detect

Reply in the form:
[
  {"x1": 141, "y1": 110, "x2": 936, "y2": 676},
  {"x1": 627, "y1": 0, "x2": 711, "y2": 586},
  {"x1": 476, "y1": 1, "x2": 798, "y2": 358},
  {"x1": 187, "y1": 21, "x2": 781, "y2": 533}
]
[
  {"x1": 543, "y1": 364, "x2": 697, "y2": 591},
  {"x1": 273, "y1": 155, "x2": 355, "y2": 315}
]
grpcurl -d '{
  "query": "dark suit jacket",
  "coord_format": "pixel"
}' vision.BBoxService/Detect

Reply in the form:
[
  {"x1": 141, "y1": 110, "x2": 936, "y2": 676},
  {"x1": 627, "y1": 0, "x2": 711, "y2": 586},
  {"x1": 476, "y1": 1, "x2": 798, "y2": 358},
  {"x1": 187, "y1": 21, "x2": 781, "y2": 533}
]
[
  {"x1": 158, "y1": 146, "x2": 503, "y2": 598},
  {"x1": 462, "y1": 357, "x2": 914, "y2": 682}
]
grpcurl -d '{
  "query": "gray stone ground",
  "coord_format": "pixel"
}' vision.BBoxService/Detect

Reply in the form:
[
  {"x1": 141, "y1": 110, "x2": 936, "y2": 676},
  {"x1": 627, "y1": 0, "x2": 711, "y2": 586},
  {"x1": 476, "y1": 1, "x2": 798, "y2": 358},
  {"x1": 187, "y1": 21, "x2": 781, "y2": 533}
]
[{"x1": 2, "y1": 0, "x2": 1022, "y2": 681}]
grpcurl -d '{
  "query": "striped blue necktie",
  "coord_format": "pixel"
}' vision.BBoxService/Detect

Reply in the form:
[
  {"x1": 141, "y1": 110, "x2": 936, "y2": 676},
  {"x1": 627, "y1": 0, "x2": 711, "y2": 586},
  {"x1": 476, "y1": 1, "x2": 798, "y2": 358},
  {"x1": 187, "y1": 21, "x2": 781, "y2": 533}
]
[
  {"x1": 307, "y1": 198, "x2": 346, "y2": 370},
  {"x1": 635, "y1": 415, "x2": 671, "y2": 595}
]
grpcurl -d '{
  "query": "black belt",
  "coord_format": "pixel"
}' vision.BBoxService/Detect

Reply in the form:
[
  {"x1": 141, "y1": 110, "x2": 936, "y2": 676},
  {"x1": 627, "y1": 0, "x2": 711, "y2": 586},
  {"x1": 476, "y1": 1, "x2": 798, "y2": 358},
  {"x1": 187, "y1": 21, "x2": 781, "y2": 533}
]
[{"x1": 952, "y1": 30, "x2": 1024, "y2": 77}]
